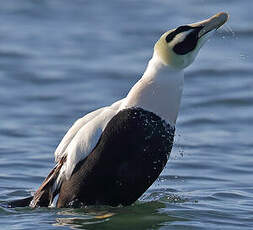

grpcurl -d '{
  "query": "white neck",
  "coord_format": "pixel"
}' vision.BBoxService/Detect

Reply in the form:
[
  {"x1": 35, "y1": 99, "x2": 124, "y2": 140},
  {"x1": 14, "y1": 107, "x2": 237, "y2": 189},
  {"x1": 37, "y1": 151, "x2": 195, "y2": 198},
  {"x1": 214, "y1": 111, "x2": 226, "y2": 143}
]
[{"x1": 119, "y1": 51, "x2": 184, "y2": 126}]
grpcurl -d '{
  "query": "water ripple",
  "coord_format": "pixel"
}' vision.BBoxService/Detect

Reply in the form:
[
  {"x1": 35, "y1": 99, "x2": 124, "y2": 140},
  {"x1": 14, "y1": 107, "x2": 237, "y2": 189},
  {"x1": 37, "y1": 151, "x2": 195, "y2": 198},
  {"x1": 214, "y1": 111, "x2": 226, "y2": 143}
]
[{"x1": 1, "y1": 1, "x2": 253, "y2": 230}]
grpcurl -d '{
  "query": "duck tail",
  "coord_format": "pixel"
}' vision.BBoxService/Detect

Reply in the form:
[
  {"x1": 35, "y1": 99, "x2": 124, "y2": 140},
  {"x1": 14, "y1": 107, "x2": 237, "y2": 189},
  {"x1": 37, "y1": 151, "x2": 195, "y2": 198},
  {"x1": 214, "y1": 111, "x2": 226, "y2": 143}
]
[
  {"x1": 29, "y1": 156, "x2": 66, "y2": 208},
  {"x1": 8, "y1": 196, "x2": 33, "y2": 208},
  {"x1": 8, "y1": 157, "x2": 66, "y2": 208}
]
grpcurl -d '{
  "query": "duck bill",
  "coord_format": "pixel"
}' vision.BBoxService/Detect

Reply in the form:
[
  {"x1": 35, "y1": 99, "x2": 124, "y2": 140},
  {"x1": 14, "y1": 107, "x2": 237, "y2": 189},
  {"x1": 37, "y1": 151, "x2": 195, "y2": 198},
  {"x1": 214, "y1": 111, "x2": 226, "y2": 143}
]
[{"x1": 190, "y1": 12, "x2": 229, "y2": 38}]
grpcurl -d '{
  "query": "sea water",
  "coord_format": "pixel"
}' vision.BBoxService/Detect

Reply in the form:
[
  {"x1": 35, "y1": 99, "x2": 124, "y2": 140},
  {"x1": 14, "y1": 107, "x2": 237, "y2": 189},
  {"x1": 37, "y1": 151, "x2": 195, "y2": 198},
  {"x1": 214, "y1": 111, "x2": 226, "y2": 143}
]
[{"x1": 0, "y1": 1, "x2": 253, "y2": 229}]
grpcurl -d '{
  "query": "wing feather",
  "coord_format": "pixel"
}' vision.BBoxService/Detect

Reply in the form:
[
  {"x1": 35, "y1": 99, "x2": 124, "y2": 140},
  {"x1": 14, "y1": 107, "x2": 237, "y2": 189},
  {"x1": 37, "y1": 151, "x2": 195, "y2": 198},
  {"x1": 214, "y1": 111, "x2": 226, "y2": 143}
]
[
  {"x1": 64, "y1": 107, "x2": 118, "y2": 179},
  {"x1": 54, "y1": 107, "x2": 106, "y2": 162},
  {"x1": 54, "y1": 99, "x2": 124, "y2": 162},
  {"x1": 54, "y1": 99, "x2": 124, "y2": 180}
]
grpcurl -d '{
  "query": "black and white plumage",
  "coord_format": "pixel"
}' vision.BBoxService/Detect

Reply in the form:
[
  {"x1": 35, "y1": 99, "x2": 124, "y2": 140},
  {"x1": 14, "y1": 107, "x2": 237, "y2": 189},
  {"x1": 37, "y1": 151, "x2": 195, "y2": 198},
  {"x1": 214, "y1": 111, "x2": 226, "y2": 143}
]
[
  {"x1": 56, "y1": 108, "x2": 175, "y2": 207},
  {"x1": 9, "y1": 12, "x2": 228, "y2": 208}
]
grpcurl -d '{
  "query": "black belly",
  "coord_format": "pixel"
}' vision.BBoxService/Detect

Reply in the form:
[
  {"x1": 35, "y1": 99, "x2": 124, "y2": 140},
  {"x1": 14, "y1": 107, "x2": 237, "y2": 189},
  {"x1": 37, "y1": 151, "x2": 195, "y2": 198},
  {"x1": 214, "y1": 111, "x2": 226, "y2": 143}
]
[{"x1": 57, "y1": 107, "x2": 175, "y2": 208}]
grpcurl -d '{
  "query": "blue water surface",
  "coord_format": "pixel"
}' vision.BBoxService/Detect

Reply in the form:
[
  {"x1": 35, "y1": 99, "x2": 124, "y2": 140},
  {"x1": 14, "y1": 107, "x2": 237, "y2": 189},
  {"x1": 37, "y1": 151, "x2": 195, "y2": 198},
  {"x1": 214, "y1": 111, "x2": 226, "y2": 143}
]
[{"x1": 1, "y1": 1, "x2": 253, "y2": 229}]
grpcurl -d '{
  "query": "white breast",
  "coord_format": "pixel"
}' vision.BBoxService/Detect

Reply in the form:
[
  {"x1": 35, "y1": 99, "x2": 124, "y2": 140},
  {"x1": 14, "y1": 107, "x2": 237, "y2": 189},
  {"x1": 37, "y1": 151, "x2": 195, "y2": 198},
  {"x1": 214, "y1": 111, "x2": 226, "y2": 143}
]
[{"x1": 120, "y1": 53, "x2": 184, "y2": 126}]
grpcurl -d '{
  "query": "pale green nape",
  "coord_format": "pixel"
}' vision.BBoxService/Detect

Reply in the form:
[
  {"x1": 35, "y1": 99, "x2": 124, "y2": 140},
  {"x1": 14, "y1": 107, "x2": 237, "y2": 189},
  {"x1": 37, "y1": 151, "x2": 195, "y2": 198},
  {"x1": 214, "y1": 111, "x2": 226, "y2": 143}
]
[
  {"x1": 154, "y1": 30, "x2": 186, "y2": 69},
  {"x1": 154, "y1": 31, "x2": 172, "y2": 66}
]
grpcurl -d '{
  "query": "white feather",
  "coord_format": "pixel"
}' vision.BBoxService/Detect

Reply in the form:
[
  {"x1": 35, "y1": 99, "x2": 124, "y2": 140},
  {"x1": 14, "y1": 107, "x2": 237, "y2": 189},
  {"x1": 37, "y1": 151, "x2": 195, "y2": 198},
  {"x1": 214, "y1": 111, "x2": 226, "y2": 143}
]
[
  {"x1": 54, "y1": 107, "x2": 105, "y2": 162},
  {"x1": 54, "y1": 99, "x2": 124, "y2": 163},
  {"x1": 64, "y1": 107, "x2": 118, "y2": 179},
  {"x1": 120, "y1": 52, "x2": 183, "y2": 125},
  {"x1": 52, "y1": 98, "x2": 123, "y2": 190}
]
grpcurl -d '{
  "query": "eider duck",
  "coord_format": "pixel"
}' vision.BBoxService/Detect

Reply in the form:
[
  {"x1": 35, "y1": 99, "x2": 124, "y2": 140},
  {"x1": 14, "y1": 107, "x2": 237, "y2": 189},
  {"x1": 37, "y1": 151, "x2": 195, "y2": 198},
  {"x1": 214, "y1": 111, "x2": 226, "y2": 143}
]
[{"x1": 10, "y1": 12, "x2": 228, "y2": 208}]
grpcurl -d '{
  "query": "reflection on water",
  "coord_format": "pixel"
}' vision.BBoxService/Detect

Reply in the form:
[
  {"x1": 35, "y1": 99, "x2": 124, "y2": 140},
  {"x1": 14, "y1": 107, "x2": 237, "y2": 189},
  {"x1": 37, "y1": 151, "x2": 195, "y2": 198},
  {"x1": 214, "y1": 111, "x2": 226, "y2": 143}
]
[{"x1": 54, "y1": 201, "x2": 187, "y2": 230}]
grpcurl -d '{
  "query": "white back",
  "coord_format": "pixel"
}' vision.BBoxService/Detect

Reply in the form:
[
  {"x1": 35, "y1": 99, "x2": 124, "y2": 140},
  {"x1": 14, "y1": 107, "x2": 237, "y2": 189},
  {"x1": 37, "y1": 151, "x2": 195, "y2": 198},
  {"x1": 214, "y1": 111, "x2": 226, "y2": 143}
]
[
  {"x1": 54, "y1": 99, "x2": 123, "y2": 163},
  {"x1": 64, "y1": 107, "x2": 118, "y2": 179}
]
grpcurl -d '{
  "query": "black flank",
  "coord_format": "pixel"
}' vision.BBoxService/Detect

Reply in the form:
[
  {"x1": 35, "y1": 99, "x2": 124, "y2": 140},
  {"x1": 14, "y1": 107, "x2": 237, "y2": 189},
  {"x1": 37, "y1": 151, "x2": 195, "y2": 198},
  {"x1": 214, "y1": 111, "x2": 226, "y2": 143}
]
[{"x1": 57, "y1": 107, "x2": 175, "y2": 208}]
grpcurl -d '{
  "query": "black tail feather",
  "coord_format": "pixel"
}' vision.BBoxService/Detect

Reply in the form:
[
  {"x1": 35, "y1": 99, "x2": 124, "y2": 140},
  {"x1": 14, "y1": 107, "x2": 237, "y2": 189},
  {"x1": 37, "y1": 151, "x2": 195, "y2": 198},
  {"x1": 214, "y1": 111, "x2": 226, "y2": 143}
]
[{"x1": 8, "y1": 196, "x2": 33, "y2": 208}]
